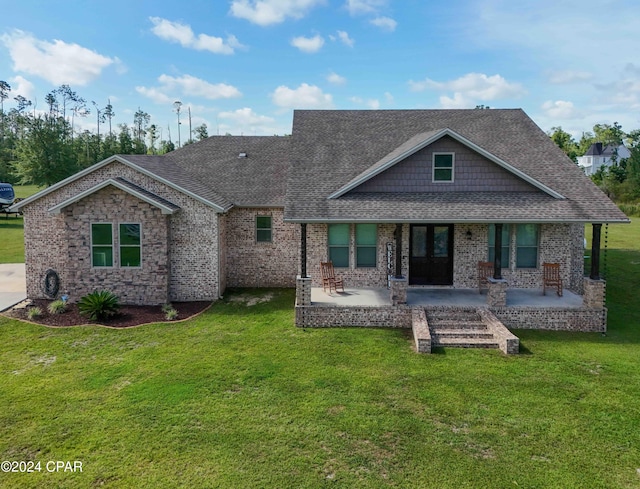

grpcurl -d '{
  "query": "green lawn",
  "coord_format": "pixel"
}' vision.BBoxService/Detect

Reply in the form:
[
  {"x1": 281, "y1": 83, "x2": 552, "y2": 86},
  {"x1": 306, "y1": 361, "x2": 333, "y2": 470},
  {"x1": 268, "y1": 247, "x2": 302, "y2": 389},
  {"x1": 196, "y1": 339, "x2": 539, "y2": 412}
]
[
  {"x1": 0, "y1": 185, "x2": 41, "y2": 263},
  {"x1": 1, "y1": 222, "x2": 639, "y2": 488}
]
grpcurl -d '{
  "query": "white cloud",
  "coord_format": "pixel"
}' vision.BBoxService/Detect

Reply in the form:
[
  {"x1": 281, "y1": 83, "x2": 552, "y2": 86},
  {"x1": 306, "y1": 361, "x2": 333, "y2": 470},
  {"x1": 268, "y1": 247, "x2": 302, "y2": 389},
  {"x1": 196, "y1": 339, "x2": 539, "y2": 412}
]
[
  {"x1": 137, "y1": 74, "x2": 242, "y2": 104},
  {"x1": 409, "y1": 73, "x2": 526, "y2": 105},
  {"x1": 541, "y1": 100, "x2": 581, "y2": 119},
  {"x1": 0, "y1": 30, "x2": 116, "y2": 86},
  {"x1": 135, "y1": 86, "x2": 174, "y2": 105},
  {"x1": 327, "y1": 71, "x2": 346, "y2": 85},
  {"x1": 218, "y1": 107, "x2": 276, "y2": 126},
  {"x1": 149, "y1": 17, "x2": 243, "y2": 55},
  {"x1": 547, "y1": 70, "x2": 593, "y2": 84},
  {"x1": 271, "y1": 83, "x2": 333, "y2": 109},
  {"x1": 346, "y1": 0, "x2": 387, "y2": 15},
  {"x1": 350, "y1": 96, "x2": 380, "y2": 109},
  {"x1": 334, "y1": 30, "x2": 354, "y2": 47},
  {"x1": 158, "y1": 74, "x2": 242, "y2": 100},
  {"x1": 290, "y1": 34, "x2": 324, "y2": 53},
  {"x1": 9, "y1": 75, "x2": 35, "y2": 101},
  {"x1": 369, "y1": 16, "x2": 397, "y2": 32},
  {"x1": 229, "y1": 0, "x2": 325, "y2": 26}
]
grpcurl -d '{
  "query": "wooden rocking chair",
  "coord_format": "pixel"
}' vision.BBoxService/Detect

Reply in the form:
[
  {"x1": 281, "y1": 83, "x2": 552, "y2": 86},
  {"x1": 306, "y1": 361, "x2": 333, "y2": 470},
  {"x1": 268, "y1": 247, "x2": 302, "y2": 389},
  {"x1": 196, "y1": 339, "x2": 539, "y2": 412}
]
[
  {"x1": 542, "y1": 262, "x2": 563, "y2": 296},
  {"x1": 477, "y1": 261, "x2": 494, "y2": 293},
  {"x1": 320, "y1": 261, "x2": 345, "y2": 294}
]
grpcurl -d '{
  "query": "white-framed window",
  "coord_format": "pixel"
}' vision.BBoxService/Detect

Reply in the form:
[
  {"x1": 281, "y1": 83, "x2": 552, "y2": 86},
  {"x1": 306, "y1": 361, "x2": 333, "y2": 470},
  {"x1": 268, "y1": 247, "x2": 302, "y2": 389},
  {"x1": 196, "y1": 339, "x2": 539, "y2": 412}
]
[
  {"x1": 119, "y1": 223, "x2": 141, "y2": 267},
  {"x1": 516, "y1": 224, "x2": 539, "y2": 268},
  {"x1": 91, "y1": 223, "x2": 113, "y2": 267},
  {"x1": 328, "y1": 223, "x2": 350, "y2": 267},
  {"x1": 356, "y1": 224, "x2": 377, "y2": 268},
  {"x1": 256, "y1": 216, "x2": 272, "y2": 242},
  {"x1": 433, "y1": 153, "x2": 455, "y2": 182}
]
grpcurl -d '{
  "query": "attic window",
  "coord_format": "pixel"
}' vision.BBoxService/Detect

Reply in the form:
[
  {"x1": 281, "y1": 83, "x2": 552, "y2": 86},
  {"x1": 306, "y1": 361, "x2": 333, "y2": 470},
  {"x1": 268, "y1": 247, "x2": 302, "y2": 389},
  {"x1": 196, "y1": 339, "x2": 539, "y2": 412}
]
[
  {"x1": 238, "y1": 152, "x2": 248, "y2": 158},
  {"x1": 433, "y1": 153, "x2": 454, "y2": 182}
]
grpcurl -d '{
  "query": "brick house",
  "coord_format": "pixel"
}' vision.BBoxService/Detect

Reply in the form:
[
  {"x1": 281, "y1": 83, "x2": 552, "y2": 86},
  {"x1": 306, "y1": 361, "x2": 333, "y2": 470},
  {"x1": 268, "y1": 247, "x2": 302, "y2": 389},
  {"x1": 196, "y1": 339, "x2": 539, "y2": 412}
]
[{"x1": 14, "y1": 109, "x2": 628, "y2": 335}]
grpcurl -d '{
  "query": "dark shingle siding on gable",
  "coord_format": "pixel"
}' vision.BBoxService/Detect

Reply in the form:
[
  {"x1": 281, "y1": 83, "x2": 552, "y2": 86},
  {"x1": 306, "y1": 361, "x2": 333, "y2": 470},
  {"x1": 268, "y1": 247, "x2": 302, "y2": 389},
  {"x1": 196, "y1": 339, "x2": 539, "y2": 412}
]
[{"x1": 352, "y1": 136, "x2": 537, "y2": 194}]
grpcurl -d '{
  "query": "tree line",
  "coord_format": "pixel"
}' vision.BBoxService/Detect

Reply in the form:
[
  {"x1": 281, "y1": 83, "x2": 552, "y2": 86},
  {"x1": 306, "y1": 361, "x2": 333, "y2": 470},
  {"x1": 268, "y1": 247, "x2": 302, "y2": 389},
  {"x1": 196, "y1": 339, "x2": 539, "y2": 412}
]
[{"x1": 0, "y1": 81, "x2": 208, "y2": 186}]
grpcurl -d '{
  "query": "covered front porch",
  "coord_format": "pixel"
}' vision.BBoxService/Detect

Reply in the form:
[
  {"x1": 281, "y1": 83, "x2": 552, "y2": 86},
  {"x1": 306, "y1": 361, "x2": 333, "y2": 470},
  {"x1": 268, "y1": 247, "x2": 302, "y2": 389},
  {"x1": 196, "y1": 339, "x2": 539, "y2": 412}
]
[{"x1": 310, "y1": 286, "x2": 584, "y2": 308}]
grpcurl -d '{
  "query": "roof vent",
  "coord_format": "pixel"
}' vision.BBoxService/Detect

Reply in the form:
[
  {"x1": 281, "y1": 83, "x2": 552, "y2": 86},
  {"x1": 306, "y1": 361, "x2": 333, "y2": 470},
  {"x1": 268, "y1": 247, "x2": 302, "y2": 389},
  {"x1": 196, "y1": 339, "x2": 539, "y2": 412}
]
[{"x1": 238, "y1": 152, "x2": 248, "y2": 158}]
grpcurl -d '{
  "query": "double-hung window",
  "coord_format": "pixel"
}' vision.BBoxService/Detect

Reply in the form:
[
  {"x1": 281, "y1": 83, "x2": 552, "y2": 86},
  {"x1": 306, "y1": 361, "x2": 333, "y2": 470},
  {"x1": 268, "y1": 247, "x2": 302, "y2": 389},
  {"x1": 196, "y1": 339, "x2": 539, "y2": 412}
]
[
  {"x1": 256, "y1": 216, "x2": 272, "y2": 242},
  {"x1": 488, "y1": 224, "x2": 511, "y2": 267},
  {"x1": 328, "y1": 224, "x2": 350, "y2": 267},
  {"x1": 119, "y1": 224, "x2": 141, "y2": 267},
  {"x1": 516, "y1": 224, "x2": 539, "y2": 268},
  {"x1": 433, "y1": 153, "x2": 454, "y2": 182},
  {"x1": 356, "y1": 224, "x2": 377, "y2": 268},
  {"x1": 92, "y1": 223, "x2": 113, "y2": 267}
]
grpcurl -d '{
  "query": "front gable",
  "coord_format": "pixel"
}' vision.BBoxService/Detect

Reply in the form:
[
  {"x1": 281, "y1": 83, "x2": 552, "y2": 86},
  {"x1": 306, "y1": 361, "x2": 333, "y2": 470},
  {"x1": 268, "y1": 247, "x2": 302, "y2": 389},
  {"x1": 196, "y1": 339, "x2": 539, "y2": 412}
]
[
  {"x1": 328, "y1": 128, "x2": 564, "y2": 200},
  {"x1": 349, "y1": 135, "x2": 540, "y2": 194}
]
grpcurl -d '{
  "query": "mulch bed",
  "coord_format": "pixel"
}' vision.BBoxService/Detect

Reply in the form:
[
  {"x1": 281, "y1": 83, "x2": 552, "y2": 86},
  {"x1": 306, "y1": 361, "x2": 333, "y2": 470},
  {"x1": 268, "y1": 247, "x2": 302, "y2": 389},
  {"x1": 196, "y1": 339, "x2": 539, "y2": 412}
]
[{"x1": 3, "y1": 299, "x2": 211, "y2": 328}]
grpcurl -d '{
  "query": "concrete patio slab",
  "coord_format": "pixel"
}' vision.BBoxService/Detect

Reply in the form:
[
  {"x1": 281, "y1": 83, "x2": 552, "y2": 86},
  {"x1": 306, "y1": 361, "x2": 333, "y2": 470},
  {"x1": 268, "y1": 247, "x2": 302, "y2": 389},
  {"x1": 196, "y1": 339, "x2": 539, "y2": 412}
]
[
  {"x1": 311, "y1": 286, "x2": 584, "y2": 308},
  {"x1": 0, "y1": 263, "x2": 26, "y2": 312}
]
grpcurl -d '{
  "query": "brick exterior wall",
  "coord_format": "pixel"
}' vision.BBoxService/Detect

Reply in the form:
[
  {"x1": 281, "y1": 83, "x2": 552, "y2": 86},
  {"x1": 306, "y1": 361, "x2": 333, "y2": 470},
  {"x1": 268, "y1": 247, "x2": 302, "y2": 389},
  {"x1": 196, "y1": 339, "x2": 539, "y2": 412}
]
[
  {"x1": 62, "y1": 187, "x2": 169, "y2": 304},
  {"x1": 223, "y1": 207, "x2": 299, "y2": 288},
  {"x1": 305, "y1": 222, "x2": 585, "y2": 292},
  {"x1": 22, "y1": 161, "x2": 221, "y2": 304},
  {"x1": 295, "y1": 303, "x2": 606, "y2": 333},
  {"x1": 353, "y1": 136, "x2": 536, "y2": 193}
]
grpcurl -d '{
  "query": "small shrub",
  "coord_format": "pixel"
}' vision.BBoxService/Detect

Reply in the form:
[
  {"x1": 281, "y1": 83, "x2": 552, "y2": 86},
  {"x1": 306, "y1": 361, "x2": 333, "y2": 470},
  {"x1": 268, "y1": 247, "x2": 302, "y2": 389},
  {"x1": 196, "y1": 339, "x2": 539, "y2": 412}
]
[
  {"x1": 78, "y1": 290, "x2": 120, "y2": 321},
  {"x1": 161, "y1": 303, "x2": 174, "y2": 314},
  {"x1": 47, "y1": 299, "x2": 67, "y2": 314},
  {"x1": 27, "y1": 307, "x2": 43, "y2": 320},
  {"x1": 165, "y1": 308, "x2": 179, "y2": 321}
]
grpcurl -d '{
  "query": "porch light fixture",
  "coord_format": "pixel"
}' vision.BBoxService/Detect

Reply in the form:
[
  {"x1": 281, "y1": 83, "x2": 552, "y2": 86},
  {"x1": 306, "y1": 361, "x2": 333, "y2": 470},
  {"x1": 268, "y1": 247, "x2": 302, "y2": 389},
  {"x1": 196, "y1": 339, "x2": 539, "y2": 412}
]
[
  {"x1": 466, "y1": 229, "x2": 473, "y2": 240},
  {"x1": 238, "y1": 152, "x2": 248, "y2": 158}
]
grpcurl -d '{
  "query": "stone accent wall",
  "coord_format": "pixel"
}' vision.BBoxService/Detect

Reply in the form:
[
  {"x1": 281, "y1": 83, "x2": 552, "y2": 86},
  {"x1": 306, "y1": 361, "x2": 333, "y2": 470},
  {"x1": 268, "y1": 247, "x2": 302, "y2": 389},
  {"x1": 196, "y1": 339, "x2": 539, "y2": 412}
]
[
  {"x1": 486, "y1": 279, "x2": 507, "y2": 307},
  {"x1": 412, "y1": 308, "x2": 431, "y2": 353},
  {"x1": 63, "y1": 187, "x2": 169, "y2": 304},
  {"x1": 492, "y1": 307, "x2": 606, "y2": 333},
  {"x1": 223, "y1": 207, "x2": 298, "y2": 287},
  {"x1": 353, "y1": 136, "x2": 536, "y2": 193},
  {"x1": 296, "y1": 276, "x2": 311, "y2": 306},
  {"x1": 583, "y1": 278, "x2": 606, "y2": 309},
  {"x1": 296, "y1": 303, "x2": 606, "y2": 333},
  {"x1": 295, "y1": 304, "x2": 413, "y2": 328},
  {"x1": 22, "y1": 160, "x2": 221, "y2": 303}
]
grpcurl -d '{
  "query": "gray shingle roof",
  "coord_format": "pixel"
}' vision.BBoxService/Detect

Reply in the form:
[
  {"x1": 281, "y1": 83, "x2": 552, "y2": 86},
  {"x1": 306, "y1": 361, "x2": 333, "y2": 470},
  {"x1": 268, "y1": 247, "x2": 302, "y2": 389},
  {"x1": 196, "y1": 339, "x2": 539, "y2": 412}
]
[
  {"x1": 285, "y1": 109, "x2": 629, "y2": 223},
  {"x1": 121, "y1": 136, "x2": 290, "y2": 209}
]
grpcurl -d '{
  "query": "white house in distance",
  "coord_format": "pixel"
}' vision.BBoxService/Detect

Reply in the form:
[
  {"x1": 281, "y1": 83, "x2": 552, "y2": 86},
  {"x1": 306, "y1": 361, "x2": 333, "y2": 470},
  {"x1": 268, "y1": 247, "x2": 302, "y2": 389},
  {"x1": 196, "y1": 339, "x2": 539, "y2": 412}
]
[{"x1": 577, "y1": 142, "x2": 631, "y2": 175}]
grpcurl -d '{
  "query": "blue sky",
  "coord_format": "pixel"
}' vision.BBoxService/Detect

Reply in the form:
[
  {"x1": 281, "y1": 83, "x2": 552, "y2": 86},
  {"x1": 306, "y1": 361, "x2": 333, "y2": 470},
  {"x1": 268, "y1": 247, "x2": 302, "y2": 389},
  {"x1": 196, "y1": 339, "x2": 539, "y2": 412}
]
[{"x1": 1, "y1": 0, "x2": 639, "y2": 143}]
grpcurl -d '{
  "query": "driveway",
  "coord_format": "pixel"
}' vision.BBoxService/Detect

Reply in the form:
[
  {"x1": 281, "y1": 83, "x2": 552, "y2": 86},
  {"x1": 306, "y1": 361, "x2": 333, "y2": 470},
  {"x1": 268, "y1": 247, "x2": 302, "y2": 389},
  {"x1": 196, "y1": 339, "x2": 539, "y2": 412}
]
[{"x1": 0, "y1": 263, "x2": 26, "y2": 312}]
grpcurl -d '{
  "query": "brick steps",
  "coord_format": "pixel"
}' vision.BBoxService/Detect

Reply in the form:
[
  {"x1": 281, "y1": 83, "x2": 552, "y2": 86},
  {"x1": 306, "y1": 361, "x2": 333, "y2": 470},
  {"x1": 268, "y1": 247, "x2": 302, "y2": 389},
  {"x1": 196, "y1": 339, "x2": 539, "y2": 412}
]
[
  {"x1": 432, "y1": 337, "x2": 500, "y2": 349},
  {"x1": 412, "y1": 307, "x2": 519, "y2": 355}
]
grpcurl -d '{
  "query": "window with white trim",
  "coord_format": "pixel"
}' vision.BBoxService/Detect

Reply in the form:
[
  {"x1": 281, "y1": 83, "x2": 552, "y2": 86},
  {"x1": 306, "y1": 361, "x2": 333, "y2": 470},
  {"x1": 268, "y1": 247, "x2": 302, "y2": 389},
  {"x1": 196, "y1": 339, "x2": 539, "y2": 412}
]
[
  {"x1": 516, "y1": 224, "x2": 539, "y2": 268},
  {"x1": 92, "y1": 223, "x2": 113, "y2": 267},
  {"x1": 433, "y1": 153, "x2": 454, "y2": 182},
  {"x1": 328, "y1": 224, "x2": 350, "y2": 267},
  {"x1": 256, "y1": 216, "x2": 272, "y2": 242},
  {"x1": 356, "y1": 224, "x2": 377, "y2": 268},
  {"x1": 119, "y1": 223, "x2": 141, "y2": 267}
]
